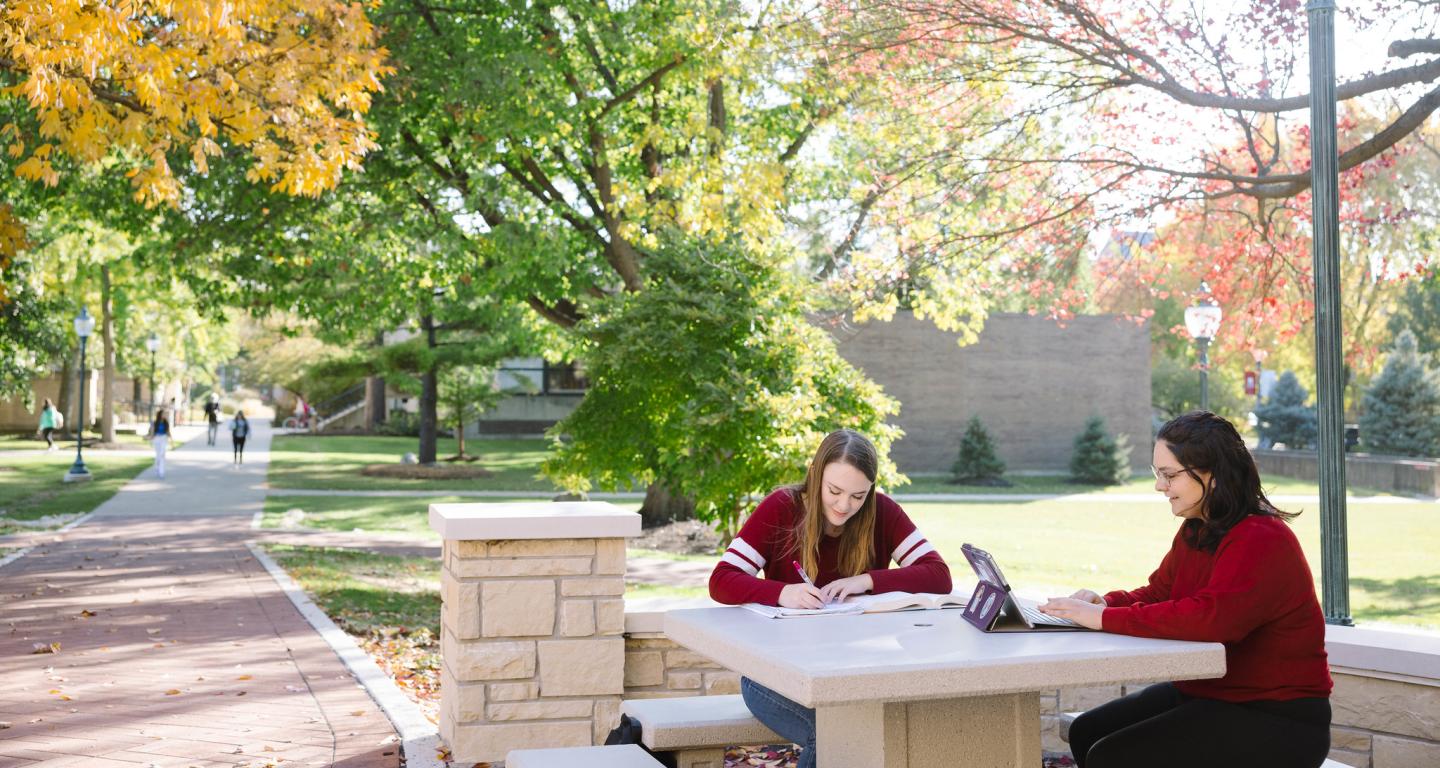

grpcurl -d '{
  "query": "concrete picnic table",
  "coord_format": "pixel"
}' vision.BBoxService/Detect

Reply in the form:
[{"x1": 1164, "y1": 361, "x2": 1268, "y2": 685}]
[{"x1": 664, "y1": 606, "x2": 1225, "y2": 768}]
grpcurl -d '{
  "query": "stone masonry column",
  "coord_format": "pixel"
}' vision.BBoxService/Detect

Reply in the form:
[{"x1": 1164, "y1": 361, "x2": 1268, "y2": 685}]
[{"x1": 430, "y1": 501, "x2": 641, "y2": 765}]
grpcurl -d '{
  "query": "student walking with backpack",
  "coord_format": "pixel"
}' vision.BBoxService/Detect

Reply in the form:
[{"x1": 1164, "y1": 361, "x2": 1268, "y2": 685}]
[
  {"x1": 37, "y1": 398, "x2": 61, "y2": 451},
  {"x1": 229, "y1": 411, "x2": 250, "y2": 464}
]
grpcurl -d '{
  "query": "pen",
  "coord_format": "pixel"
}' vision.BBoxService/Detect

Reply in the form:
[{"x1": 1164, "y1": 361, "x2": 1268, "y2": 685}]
[{"x1": 792, "y1": 560, "x2": 828, "y2": 603}]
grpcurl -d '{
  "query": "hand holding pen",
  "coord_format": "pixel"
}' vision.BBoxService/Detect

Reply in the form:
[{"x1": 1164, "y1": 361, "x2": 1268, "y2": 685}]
[{"x1": 777, "y1": 560, "x2": 828, "y2": 609}]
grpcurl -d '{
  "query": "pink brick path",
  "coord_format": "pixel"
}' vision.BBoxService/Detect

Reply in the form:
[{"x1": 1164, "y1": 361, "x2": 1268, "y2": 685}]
[{"x1": 0, "y1": 425, "x2": 401, "y2": 768}]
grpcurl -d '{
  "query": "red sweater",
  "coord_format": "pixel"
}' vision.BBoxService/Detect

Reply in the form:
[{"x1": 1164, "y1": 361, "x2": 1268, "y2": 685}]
[
  {"x1": 1101, "y1": 515, "x2": 1332, "y2": 702},
  {"x1": 709, "y1": 489, "x2": 952, "y2": 606}
]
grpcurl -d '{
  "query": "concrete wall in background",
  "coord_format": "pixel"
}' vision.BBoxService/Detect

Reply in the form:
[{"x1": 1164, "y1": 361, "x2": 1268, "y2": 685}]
[{"x1": 832, "y1": 311, "x2": 1152, "y2": 473}]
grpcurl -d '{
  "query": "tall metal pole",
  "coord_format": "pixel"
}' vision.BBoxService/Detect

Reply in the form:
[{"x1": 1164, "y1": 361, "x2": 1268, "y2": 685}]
[
  {"x1": 69, "y1": 336, "x2": 90, "y2": 478},
  {"x1": 1198, "y1": 337, "x2": 1211, "y2": 412},
  {"x1": 1307, "y1": 0, "x2": 1351, "y2": 625}
]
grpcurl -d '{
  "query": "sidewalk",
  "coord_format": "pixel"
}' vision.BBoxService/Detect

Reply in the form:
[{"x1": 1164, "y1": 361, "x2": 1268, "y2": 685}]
[{"x1": 0, "y1": 424, "x2": 401, "y2": 768}]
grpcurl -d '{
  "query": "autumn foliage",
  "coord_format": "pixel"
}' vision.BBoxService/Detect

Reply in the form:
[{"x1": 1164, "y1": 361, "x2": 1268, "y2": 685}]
[{"x1": 0, "y1": 0, "x2": 391, "y2": 206}]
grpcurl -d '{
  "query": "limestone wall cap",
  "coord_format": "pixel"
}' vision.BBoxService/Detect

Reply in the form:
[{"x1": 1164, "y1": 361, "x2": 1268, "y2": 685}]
[
  {"x1": 1326, "y1": 624, "x2": 1440, "y2": 680},
  {"x1": 429, "y1": 501, "x2": 641, "y2": 541}
]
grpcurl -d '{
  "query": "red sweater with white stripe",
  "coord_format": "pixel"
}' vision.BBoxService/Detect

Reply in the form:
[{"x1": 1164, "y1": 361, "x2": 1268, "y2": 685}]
[
  {"x1": 1101, "y1": 514, "x2": 1332, "y2": 702},
  {"x1": 709, "y1": 489, "x2": 952, "y2": 606}
]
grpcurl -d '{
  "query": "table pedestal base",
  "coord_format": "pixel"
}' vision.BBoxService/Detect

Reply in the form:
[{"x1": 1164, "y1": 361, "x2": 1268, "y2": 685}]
[{"x1": 815, "y1": 692, "x2": 1041, "y2": 768}]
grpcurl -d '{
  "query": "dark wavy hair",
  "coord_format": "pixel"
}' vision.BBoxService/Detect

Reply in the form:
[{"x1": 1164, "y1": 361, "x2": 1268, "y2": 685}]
[{"x1": 1157, "y1": 411, "x2": 1297, "y2": 553}]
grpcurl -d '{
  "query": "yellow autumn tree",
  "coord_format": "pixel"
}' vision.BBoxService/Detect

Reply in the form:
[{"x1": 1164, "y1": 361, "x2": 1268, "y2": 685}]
[{"x1": 0, "y1": 0, "x2": 390, "y2": 207}]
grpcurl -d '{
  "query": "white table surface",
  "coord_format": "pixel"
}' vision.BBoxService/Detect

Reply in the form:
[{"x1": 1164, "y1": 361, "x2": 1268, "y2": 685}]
[{"x1": 664, "y1": 606, "x2": 1226, "y2": 707}]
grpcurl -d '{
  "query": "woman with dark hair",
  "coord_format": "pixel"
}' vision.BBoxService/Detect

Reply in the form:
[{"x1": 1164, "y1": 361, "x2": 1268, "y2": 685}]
[
  {"x1": 146, "y1": 409, "x2": 173, "y2": 479},
  {"x1": 1039, "y1": 411, "x2": 1332, "y2": 768},
  {"x1": 708, "y1": 429, "x2": 952, "y2": 768}
]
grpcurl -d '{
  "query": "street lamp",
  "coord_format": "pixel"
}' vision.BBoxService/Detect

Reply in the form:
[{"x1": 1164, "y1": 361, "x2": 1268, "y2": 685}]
[
  {"x1": 145, "y1": 332, "x2": 160, "y2": 421},
  {"x1": 65, "y1": 307, "x2": 97, "y2": 483},
  {"x1": 1251, "y1": 348, "x2": 1269, "y2": 416},
  {"x1": 1183, "y1": 284, "x2": 1223, "y2": 413}
]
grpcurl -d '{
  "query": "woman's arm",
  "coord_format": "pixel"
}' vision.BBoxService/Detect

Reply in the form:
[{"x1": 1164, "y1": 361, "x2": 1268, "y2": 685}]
[
  {"x1": 1101, "y1": 521, "x2": 1301, "y2": 641},
  {"x1": 709, "y1": 494, "x2": 789, "y2": 606},
  {"x1": 867, "y1": 496, "x2": 952, "y2": 595}
]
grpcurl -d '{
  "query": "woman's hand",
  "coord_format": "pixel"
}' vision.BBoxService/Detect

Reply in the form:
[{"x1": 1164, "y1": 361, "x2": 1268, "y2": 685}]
[
  {"x1": 1069, "y1": 589, "x2": 1106, "y2": 606},
  {"x1": 779, "y1": 582, "x2": 827, "y2": 610},
  {"x1": 1037, "y1": 597, "x2": 1105, "y2": 630},
  {"x1": 819, "y1": 573, "x2": 874, "y2": 604}
]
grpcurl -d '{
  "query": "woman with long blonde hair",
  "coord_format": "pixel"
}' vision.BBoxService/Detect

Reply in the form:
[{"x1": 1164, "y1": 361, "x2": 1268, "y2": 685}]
[{"x1": 709, "y1": 429, "x2": 951, "y2": 768}]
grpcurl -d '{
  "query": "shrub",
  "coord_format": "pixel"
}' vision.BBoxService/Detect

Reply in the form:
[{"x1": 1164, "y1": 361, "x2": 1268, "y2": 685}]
[
  {"x1": 1359, "y1": 329, "x2": 1440, "y2": 457},
  {"x1": 1255, "y1": 372, "x2": 1318, "y2": 449},
  {"x1": 1070, "y1": 416, "x2": 1131, "y2": 485},
  {"x1": 951, "y1": 416, "x2": 1007, "y2": 484},
  {"x1": 376, "y1": 411, "x2": 422, "y2": 437}
]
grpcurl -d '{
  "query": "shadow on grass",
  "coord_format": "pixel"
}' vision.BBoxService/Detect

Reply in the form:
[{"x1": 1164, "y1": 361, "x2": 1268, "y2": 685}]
[{"x1": 1351, "y1": 574, "x2": 1440, "y2": 622}]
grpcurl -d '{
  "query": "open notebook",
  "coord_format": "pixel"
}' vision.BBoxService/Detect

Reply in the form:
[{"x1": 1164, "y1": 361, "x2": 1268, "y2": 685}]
[{"x1": 741, "y1": 591, "x2": 969, "y2": 619}]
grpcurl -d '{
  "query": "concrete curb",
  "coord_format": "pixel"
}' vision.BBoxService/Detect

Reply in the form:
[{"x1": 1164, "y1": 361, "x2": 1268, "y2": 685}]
[
  {"x1": 0, "y1": 510, "x2": 97, "y2": 571},
  {"x1": 245, "y1": 541, "x2": 443, "y2": 768}
]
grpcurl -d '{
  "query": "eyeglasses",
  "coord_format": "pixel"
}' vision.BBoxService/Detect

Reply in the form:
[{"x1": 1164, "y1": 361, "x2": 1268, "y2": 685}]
[{"x1": 1150, "y1": 465, "x2": 1191, "y2": 488}]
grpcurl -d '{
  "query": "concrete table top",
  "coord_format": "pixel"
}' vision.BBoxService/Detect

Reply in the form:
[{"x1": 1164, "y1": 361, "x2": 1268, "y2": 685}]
[{"x1": 664, "y1": 606, "x2": 1226, "y2": 708}]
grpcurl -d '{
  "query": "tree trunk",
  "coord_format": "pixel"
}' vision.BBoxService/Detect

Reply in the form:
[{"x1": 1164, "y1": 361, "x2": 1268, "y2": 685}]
[
  {"x1": 418, "y1": 313, "x2": 439, "y2": 465},
  {"x1": 132, "y1": 376, "x2": 142, "y2": 420},
  {"x1": 99, "y1": 265, "x2": 116, "y2": 443},
  {"x1": 367, "y1": 330, "x2": 386, "y2": 429},
  {"x1": 456, "y1": 412, "x2": 466, "y2": 458},
  {"x1": 57, "y1": 355, "x2": 73, "y2": 439},
  {"x1": 639, "y1": 482, "x2": 697, "y2": 529}
]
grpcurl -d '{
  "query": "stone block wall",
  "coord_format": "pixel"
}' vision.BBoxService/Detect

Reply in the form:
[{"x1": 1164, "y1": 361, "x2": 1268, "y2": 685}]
[
  {"x1": 439, "y1": 537, "x2": 629, "y2": 764},
  {"x1": 831, "y1": 311, "x2": 1153, "y2": 472},
  {"x1": 623, "y1": 633, "x2": 739, "y2": 699},
  {"x1": 1326, "y1": 670, "x2": 1440, "y2": 768}
]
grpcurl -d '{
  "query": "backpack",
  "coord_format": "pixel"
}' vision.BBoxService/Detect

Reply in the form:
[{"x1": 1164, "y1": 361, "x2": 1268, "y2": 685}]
[{"x1": 602, "y1": 714, "x2": 675, "y2": 768}]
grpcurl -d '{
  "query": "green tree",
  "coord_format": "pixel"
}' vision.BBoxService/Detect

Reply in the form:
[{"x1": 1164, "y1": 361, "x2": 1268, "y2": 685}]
[
  {"x1": 1387, "y1": 273, "x2": 1440, "y2": 359},
  {"x1": 1359, "y1": 330, "x2": 1440, "y2": 457},
  {"x1": 439, "y1": 365, "x2": 503, "y2": 461},
  {"x1": 544, "y1": 238, "x2": 902, "y2": 539},
  {"x1": 1255, "y1": 372, "x2": 1319, "y2": 450},
  {"x1": 1069, "y1": 416, "x2": 1130, "y2": 486},
  {"x1": 1150, "y1": 354, "x2": 1250, "y2": 425},
  {"x1": 951, "y1": 416, "x2": 1006, "y2": 485}
]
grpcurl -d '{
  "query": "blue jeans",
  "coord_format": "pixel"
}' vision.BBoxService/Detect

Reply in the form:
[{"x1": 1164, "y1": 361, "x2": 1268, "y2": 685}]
[{"x1": 740, "y1": 677, "x2": 815, "y2": 768}]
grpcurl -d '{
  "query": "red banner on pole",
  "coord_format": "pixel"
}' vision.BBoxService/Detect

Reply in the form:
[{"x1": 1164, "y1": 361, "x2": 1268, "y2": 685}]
[{"x1": 1244, "y1": 370, "x2": 1258, "y2": 396}]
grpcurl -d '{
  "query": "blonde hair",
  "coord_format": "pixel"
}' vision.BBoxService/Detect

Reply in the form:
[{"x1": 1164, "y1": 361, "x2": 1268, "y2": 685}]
[{"x1": 786, "y1": 429, "x2": 879, "y2": 582}]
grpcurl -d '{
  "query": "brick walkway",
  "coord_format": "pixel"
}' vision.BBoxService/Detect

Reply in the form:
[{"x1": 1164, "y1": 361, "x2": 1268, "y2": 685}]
[{"x1": 0, "y1": 424, "x2": 400, "y2": 768}]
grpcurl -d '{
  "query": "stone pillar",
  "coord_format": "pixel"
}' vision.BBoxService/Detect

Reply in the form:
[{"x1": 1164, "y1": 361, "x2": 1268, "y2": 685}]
[{"x1": 431, "y1": 501, "x2": 641, "y2": 765}]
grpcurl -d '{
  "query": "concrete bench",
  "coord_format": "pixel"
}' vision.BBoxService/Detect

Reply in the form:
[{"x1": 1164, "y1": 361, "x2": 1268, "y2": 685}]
[
  {"x1": 1059, "y1": 711, "x2": 1349, "y2": 768},
  {"x1": 506, "y1": 744, "x2": 663, "y2": 767},
  {"x1": 621, "y1": 695, "x2": 784, "y2": 768}
]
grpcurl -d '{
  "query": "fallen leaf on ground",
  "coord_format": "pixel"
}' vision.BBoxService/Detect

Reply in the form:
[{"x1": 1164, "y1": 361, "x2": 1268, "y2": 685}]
[
  {"x1": 164, "y1": 689, "x2": 182, "y2": 696},
  {"x1": 236, "y1": 674, "x2": 252, "y2": 681},
  {"x1": 79, "y1": 610, "x2": 96, "y2": 618},
  {"x1": 30, "y1": 641, "x2": 60, "y2": 654},
  {"x1": 350, "y1": 710, "x2": 366, "y2": 716}
]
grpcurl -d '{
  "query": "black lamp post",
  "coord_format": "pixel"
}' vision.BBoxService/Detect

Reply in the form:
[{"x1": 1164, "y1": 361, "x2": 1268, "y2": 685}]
[
  {"x1": 1183, "y1": 285, "x2": 1223, "y2": 413},
  {"x1": 65, "y1": 307, "x2": 97, "y2": 482},
  {"x1": 145, "y1": 332, "x2": 160, "y2": 421}
]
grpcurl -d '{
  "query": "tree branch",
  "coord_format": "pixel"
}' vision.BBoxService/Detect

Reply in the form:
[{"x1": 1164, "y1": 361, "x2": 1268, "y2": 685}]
[{"x1": 1389, "y1": 39, "x2": 1440, "y2": 59}]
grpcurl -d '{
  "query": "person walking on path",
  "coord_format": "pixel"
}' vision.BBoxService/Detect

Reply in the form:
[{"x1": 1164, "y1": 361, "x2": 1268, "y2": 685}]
[
  {"x1": 204, "y1": 393, "x2": 221, "y2": 445},
  {"x1": 146, "y1": 408, "x2": 174, "y2": 478},
  {"x1": 36, "y1": 397, "x2": 61, "y2": 451},
  {"x1": 229, "y1": 410, "x2": 250, "y2": 464}
]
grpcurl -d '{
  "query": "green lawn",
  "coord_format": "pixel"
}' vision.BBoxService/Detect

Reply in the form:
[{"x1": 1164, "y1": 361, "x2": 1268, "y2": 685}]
[
  {"x1": 0, "y1": 451, "x2": 154, "y2": 533},
  {"x1": 266, "y1": 435, "x2": 563, "y2": 492},
  {"x1": 256, "y1": 489, "x2": 1440, "y2": 629},
  {"x1": 893, "y1": 473, "x2": 1398, "y2": 497},
  {"x1": 0, "y1": 431, "x2": 154, "y2": 449}
]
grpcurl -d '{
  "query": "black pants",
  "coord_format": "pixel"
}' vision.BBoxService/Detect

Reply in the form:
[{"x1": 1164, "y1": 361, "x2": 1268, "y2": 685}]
[
  {"x1": 1070, "y1": 683, "x2": 1330, "y2": 768},
  {"x1": 42, "y1": 427, "x2": 53, "y2": 448},
  {"x1": 233, "y1": 437, "x2": 246, "y2": 463}
]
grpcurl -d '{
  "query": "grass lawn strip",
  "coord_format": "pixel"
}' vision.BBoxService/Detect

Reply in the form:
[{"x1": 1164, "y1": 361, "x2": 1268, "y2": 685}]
[
  {"x1": 0, "y1": 452, "x2": 154, "y2": 534},
  {"x1": 266, "y1": 435, "x2": 560, "y2": 492},
  {"x1": 261, "y1": 544, "x2": 442, "y2": 723}
]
